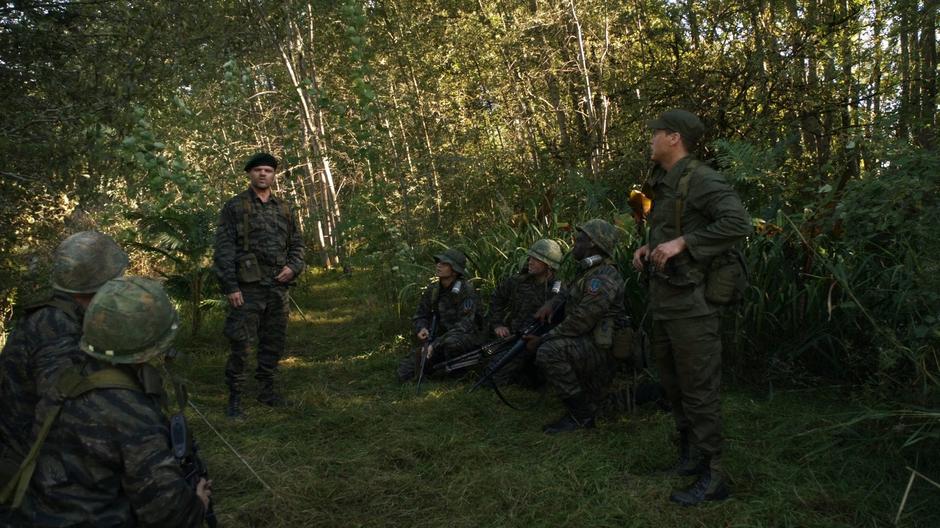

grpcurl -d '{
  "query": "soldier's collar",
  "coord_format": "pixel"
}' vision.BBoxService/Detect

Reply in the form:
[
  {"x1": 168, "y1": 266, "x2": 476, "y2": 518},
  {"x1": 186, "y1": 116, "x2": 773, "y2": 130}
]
[{"x1": 658, "y1": 156, "x2": 695, "y2": 189}]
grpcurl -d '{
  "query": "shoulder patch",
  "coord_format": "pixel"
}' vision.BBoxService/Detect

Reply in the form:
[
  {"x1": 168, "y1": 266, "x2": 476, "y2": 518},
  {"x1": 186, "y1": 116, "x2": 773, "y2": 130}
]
[
  {"x1": 586, "y1": 278, "x2": 603, "y2": 295},
  {"x1": 462, "y1": 298, "x2": 475, "y2": 312}
]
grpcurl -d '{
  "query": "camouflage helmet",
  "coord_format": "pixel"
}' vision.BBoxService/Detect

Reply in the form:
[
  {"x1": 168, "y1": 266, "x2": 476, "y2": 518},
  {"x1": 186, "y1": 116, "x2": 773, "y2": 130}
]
[
  {"x1": 433, "y1": 248, "x2": 467, "y2": 276},
  {"x1": 527, "y1": 239, "x2": 563, "y2": 270},
  {"x1": 51, "y1": 231, "x2": 129, "y2": 294},
  {"x1": 80, "y1": 277, "x2": 179, "y2": 364},
  {"x1": 577, "y1": 218, "x2": 621, "y2": 257}
]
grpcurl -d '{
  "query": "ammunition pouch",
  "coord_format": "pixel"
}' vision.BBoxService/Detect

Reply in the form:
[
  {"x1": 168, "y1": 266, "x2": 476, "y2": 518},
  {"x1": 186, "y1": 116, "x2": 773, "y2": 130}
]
[
  {"x1": 704, "y1": 249, "x2": 748, "y2": 305},
  {"x1": 610, "y1": 321, "x2": 649, "y2": 370},
  {"x1": 236, "y1": 253, "x2": 262, "y2": 284}
]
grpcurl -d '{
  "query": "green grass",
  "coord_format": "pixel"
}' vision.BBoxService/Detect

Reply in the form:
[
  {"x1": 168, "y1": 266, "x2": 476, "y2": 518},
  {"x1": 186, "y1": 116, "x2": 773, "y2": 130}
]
[{"x1": 174, "y1": 269, "x2": 940, "y2": 528}]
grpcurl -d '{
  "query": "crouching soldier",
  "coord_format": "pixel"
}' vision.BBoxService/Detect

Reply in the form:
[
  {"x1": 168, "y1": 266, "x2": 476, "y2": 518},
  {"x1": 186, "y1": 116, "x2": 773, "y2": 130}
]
[
  {"x1": 397, "y1": 249, "x2": 485, "y2": 382},
  {"x1": 526, "y1": 219, "x2": 627, "y2": 434},
  {"x1": 485, "y1": 239, "x2": 564, "y2": 386},
  {"x1": 2, "y1": 277, "x2": 211, "y2": 527}
]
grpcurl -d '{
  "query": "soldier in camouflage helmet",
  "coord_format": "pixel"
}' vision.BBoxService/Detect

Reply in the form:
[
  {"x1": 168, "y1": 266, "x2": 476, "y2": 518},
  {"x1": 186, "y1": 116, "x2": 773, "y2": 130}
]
[
  {"x1": 14, "y1": 277, "x2": 210, "y2": 527},
  {"x1": 0, "y1": 231, "x2": 127, "y2": 506},
  {"x1": 525, "y1": 220, "x2": 627, "y2": 434},
  {"x1": 397, "y1": 248, "x2": 486, "y2": 381},
  {"x1": 214, "y1": 153, "x2": 306, "y2": 418},
  {"x1": 633, "y1": 109, "x2": 751, "y2": 505},
  {"x1": 485, "y1": 239, "x2": 564, "y2": 385}
]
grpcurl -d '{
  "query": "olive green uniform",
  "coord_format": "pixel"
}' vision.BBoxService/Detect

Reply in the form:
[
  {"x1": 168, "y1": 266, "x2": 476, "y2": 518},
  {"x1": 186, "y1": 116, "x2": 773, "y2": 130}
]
[
  {"x1": 536, "y1": 259, "x2": 625, "y2": 401},
  {"x1": 214, "y1": 188, "x2": 305, "y2": 393},
  {"x1": 645, "y1": 155, "x2": 751, "y2": 461}
]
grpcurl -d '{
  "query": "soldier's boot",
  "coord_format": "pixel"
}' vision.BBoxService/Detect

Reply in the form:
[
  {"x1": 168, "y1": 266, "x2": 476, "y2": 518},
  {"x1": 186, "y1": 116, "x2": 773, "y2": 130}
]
[
  {"x1": 669, "y1": 457, "x2": 730, "y2": 506},
  {"x1": 543, "y1": 393, "x2": 596, "y2": 434},
  {"x1": 257, "y1": 381, "x2": 292, "y2": 407},
  {"x1": 226, "y1": 390, "x2": 244, "y2": 419},
  {"x1": 657, "y1": 429, "x2": 705, "y2": 476}
]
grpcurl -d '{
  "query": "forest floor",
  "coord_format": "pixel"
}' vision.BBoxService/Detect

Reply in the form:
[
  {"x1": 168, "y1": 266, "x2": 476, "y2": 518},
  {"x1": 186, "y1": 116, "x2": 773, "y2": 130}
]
[{"x1": 176, "y1": 269, "x2": 939, "y2": 528}]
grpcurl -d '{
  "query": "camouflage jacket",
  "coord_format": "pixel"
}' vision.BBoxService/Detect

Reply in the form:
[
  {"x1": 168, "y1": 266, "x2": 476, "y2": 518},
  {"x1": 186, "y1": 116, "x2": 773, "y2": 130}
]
[
  {"x1": 645, "y1": 156, "x2": 752, "y2": 320},
  {"x1": 0, "y1": 292, "x2": 85, "y2": 464},
  {"x1": 489, "y1": 272, "x2": 562, "y2": 335},
  {"x1": 543, "y1": 258, "x2": 626, "y2": 344},
  {"x1": 22, "y1": 360, "x2": 204, "y2": 528},
  {"x1": 214, "y1": 188, "x2": 306, "y2": 295},
  {"x1": 412, "y1": 279, "x2": 481, "y2": 337}
]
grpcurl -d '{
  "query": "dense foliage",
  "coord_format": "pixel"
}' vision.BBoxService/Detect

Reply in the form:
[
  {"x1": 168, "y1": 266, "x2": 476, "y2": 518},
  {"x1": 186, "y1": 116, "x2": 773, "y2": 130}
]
[{"x1": 1, "y1": 0, "x2": 937, "y2": 471}]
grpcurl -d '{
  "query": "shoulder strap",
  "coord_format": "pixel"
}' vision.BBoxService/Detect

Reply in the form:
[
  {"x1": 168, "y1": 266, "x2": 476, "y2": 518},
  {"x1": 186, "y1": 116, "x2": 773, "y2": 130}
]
[
  {"x1": 240, "y1": 193, "x2": 253, "y2": 252},
  {"x1": 675, "y1": 159, "x2": 701, "y2": 234},
  {"x1": 0, "y1": 366, "x2": 142, "y2": 509}
]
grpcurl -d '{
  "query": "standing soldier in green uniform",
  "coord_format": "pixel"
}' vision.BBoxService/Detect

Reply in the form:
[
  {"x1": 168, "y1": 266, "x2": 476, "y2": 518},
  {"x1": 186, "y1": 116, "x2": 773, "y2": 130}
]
[
  {"x1": 214, "y1": 153, "x2": 306, "y2": 418},
  {"x1": 527, "y1": 220, "x2": 627, "y2": 434},
  {"x1": 0, "y1": 232, "x2": 127, "y2": 494},
  {"x1": 632, "y1": 109, "x2": 752, "y2": 505},
  {"x1": 486, "y1": 239, "x2": 563, "y2": 385},
  {"x1": 6, "y1": 277, "x2": 210, "y2": 527},
  {"x1": 397, "y1": 249, "x2": 485, "y2": 382}
]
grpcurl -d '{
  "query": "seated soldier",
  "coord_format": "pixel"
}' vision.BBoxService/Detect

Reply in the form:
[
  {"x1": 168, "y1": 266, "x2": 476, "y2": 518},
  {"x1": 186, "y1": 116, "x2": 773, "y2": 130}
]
[
  {"x1": 397, "y1": 248, "x2": 485, "y2": 382},
  {"x1": 525, "y1": 219, "x2": 628, "y2": 434},
  {"x1": 485, "y1": 239, "x2": 564, "y2": 385},
  {"x1": 6, "y1": 277, "x2": 210, "y2": 527}
]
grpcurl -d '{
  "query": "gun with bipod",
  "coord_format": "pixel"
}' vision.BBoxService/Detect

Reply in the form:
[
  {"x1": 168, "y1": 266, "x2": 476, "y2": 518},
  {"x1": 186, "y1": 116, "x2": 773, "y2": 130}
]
[{"x1": 433, "y1": 334, "x2": 517, "y2": 375}]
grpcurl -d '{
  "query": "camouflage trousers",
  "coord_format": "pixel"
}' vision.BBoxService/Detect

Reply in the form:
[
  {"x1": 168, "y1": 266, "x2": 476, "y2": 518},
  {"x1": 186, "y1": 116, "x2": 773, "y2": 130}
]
[
  {"x1": 223, "y1": 284, "x2": 289, "y2": 392},
  {"x1": 653, "y1": 313, "x2": 723, "y2": 458},
  {"x1": 397, "y1": 328, "x2": 484, "y2": 381},
  {"x1": 535, "y1": 335, "x2": 614, "y2": 401}
]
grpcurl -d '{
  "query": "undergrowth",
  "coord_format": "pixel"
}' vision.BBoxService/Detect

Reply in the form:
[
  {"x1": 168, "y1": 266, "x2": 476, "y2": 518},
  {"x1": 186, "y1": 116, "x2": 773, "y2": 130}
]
[{"x1": 174, "y1": 269, "x2": 940, "y2": 528}]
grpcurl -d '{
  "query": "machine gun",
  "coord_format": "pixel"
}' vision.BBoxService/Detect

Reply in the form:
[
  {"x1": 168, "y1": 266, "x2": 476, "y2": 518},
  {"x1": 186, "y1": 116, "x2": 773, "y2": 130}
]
[
  {"x1": 170, "y1": 413, "x2": 218, "y2": 528},
  {"x1": 414, "y1": 313, "x2": 438, "y2": 394},
  {"x1": 433, "y1": 333, "x2": 517, "y2": 375},
  {"x1": 469, "y1": 302, "x2": 565, "y2": 406}
]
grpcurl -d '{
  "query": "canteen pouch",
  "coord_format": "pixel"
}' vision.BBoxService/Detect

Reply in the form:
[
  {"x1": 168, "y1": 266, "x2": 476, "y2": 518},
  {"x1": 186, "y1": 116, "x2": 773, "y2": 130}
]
[
  {"x1": 593, "y1": 318, "x2": 614, "y2": 348},
  {"x1": 236, "y1": 253, "x2": 262, "y2": 284},
  {"x1": 610, "y1": 326, "x2": 635, "y2": 361},
  {"x1": 705, "y1": 249, "x2": 748, "y2": 305}
]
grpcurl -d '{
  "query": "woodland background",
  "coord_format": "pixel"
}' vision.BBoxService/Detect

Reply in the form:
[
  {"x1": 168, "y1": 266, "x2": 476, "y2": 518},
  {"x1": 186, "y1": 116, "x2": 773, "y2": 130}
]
[{"x1": 0, "y1": 0, "x2": 938, "y2": 522}]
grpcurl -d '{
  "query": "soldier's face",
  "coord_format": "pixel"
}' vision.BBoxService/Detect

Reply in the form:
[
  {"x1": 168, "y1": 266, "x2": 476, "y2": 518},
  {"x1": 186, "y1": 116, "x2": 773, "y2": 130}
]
[
  {"x1": 572, "y1": 231, "x2": 593, "y2": 260},
  {"x1": 249, "y1": 165, "x2": 276, "y2": 191},
  {"x1": 527, "y1": 256, "x2": 549, "y2": 276},
  {"x1": 649, "y1": 129, "x2": 678, "y2": 164},
  {"x1": 435, "y1": 261, "x2": 455, "y2": 280}
]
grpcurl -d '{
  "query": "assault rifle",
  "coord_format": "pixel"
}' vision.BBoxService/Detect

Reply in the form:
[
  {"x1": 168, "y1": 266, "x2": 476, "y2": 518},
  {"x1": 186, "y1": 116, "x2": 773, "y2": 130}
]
[
  {"x1": 414, "y1": 313, "x2": 438, "y2": 394},
  {"x1": 470, "y1": 302, "x2": 565, "y2": 395},
  {"x1": 170, "y1": 413, "x2": 218, "y2": 528}
]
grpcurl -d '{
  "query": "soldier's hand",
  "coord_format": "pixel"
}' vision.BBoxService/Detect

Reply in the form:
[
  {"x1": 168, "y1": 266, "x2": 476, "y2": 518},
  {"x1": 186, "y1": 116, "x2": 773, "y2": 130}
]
[
  {"x1": 534, "y1": 303, "x2": 554, "y2": 323},
  {"x1": 275, "y1": 266, "x2": 296, "y2": 283},
  {"x1": 632, "y1": 245, "x2": 651, "y2": 271},
  {"x1": 523, "y1": 334, "x2": 541, "y2": 352},
  {"x1": 227, "y1": 291, "x2": 244, "y2": 308},
  {"x1": 417, "y1": 328, "x2": 430, "y2": 340},
  {"x1": 649, "y1": 237, "x2": 686, "y2": 271},
  {"x1": 494, "y1": 326, "x2": 510, "y2": 338},
  {"x1": 196, "y1": 478, "x2": 212, "y2": 511}
]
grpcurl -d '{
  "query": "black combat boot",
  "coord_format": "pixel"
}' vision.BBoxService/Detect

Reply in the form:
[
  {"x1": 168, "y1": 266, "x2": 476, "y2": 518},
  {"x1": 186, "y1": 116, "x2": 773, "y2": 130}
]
[
  {"x1": 669, "y1": 457, "x2": 730, "y2": 506},
  {"x1": 257, "y1": 382, "x2": 292, "y2": 407},
  {"x1": 543, "y1": 393, "x2": 596, "y2": 434},
  {"x1": 226, "y1": 391, "x2": 244, "y2": 419}
]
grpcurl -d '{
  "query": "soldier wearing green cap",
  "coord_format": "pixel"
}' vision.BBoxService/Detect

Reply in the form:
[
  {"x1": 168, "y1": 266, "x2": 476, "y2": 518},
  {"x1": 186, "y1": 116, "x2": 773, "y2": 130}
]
[
  {"x1": 485, "y1": 239, "x2": 564, "y2": 385},
  {"x1": 5, "y1": 277, "x2": 210, "y2": 526},
  {"x1": 214, "y1": 152, "x2": 306, "y2": 418},
  {"x1": 526, "y1": 220, "x2": 627, "y2": 434},
  {"x1": 397, "y1": 248, "x2": 485, "y2": 382},
  {"x1": 633, "y1": 109, "x2": 752, "y2": 505},
  {"x1": 0, "y1": 231, "x2": 127, "y2": 500}
]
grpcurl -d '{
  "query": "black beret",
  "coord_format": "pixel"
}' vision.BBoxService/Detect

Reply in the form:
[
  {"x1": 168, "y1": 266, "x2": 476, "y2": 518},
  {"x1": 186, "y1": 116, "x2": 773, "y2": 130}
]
[{"x1": 244, "y1": 153, "x2": 278, "y2": 172}]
